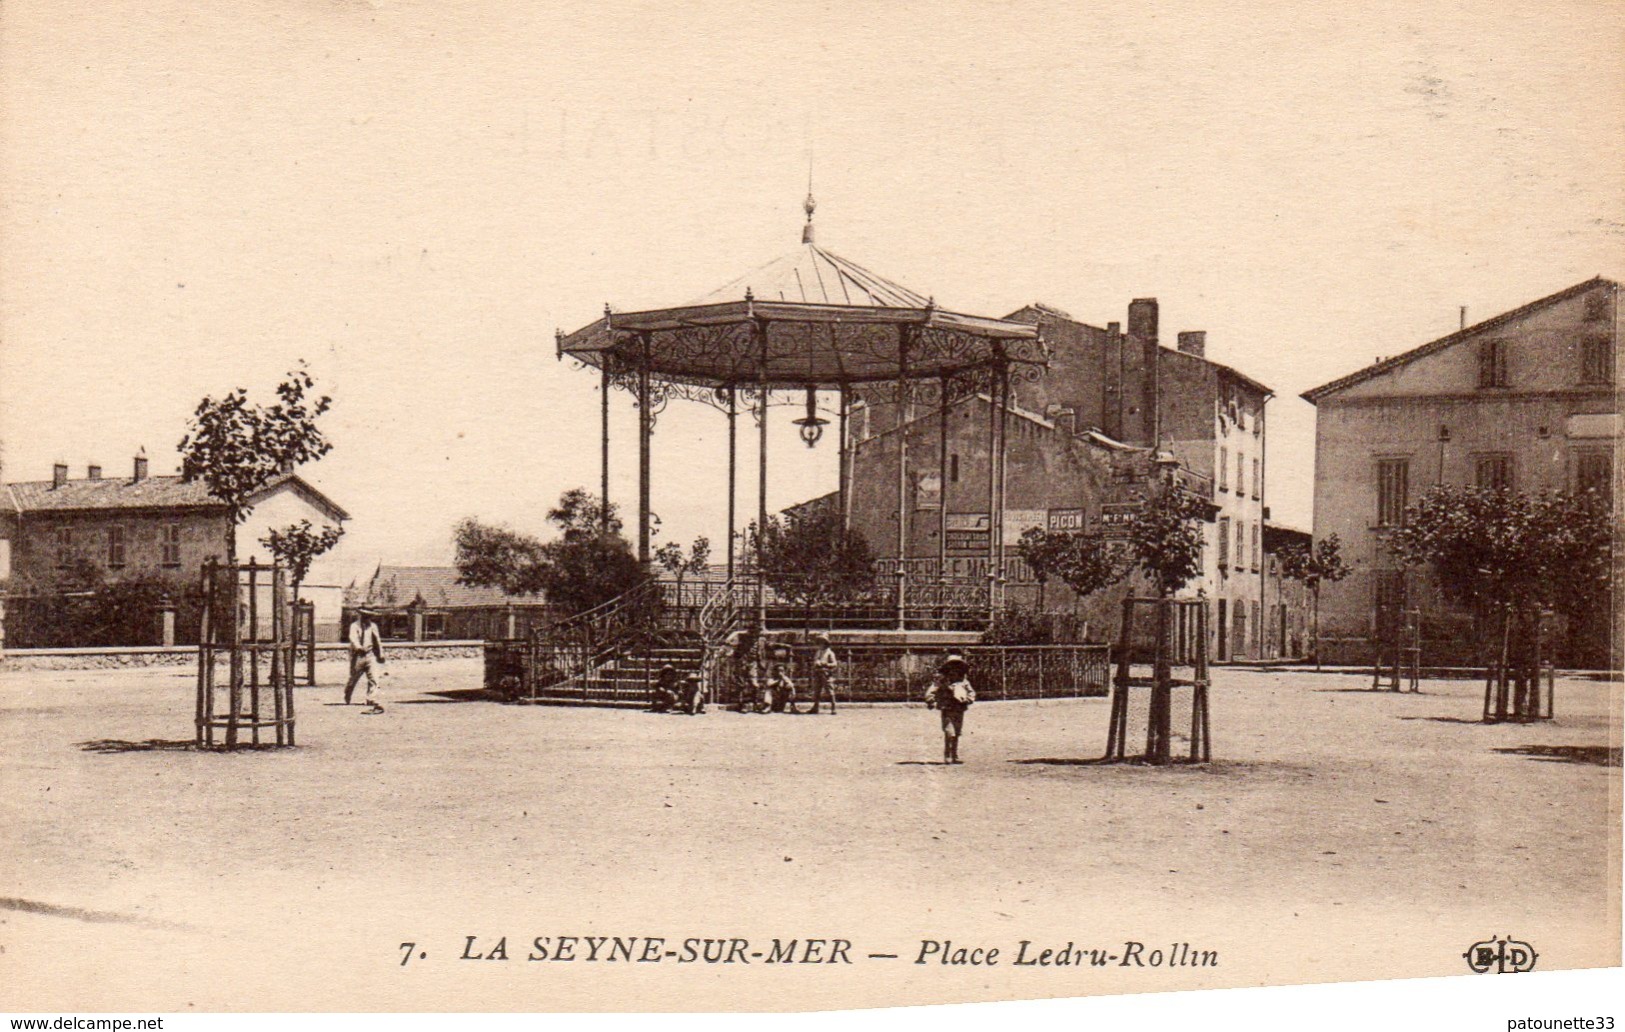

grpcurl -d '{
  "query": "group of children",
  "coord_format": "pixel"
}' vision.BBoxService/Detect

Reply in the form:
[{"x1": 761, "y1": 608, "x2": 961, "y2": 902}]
[{"x1": 664, "y1": 630, "x2": 980, "y2": 765}]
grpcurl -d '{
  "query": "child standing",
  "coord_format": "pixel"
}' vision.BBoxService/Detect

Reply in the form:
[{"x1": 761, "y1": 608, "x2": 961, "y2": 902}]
[{"x1": 925, "y1": 653, "x2": 975, "y2": 764}]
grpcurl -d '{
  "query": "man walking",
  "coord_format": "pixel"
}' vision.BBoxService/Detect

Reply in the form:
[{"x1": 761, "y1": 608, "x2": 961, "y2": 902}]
[
  {"x1": 345, "y1": 607, "x2": 387, "y2": 713},
  {"x1": 810, "y1": 633, "x2": 839, "y2": 714}
]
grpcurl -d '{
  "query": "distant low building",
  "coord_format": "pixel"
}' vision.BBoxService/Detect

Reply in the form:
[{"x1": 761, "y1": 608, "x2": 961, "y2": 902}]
[
  {"x1": 345, "y1": 564, "x2": 547, "y2": 641},
  {"x1": 1261, "y1": 520, "x2": 1312, "y2": 661}
]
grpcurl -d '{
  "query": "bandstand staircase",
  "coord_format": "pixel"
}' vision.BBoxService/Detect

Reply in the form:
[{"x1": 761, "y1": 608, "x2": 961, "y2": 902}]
[{"x1": 487, "y1": 575, "x2": 991, "y2": 707}]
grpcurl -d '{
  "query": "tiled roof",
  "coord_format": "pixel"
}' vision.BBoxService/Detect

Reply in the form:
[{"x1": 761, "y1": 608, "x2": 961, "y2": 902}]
[
  {"x1": 1302, "y1": 277, "x2": 1617, "y2": 403},
  {"x1": 355, "y1": 565, "x2": 532, "y2": 608},
  {"x1": 3, "y1": 470, "x2": 349, "y2": 520},
  {"x1": 5, "y1": 475, "x2": 222, "y2": 514}
]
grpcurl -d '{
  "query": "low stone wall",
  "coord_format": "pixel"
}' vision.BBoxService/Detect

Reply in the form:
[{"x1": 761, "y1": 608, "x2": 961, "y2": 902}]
[{"x1": 0, "y1": 640, "x2": 482, "y2": 672}]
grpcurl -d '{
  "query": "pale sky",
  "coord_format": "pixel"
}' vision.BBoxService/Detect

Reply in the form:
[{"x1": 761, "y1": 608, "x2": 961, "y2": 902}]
[{"x1": 3, "y1": 0, "x2": 1621, "y2": 584}]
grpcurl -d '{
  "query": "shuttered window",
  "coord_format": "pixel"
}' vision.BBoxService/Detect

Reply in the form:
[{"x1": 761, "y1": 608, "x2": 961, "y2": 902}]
[
  {"x1": 1477, "y1": 339, "x2": 1508, "y2": 387},
  {"x1": 1575, "y1": 450, "x2": 1612, "y2": 501},
  {"x1": 1377, "y1": 458, "x2": 1409, "y2": 526},
  {"x1": 161, "y1": 524, "x2": 182, "y2": 567},
  {"x1": 1580, "y1": 335, "x2": 1612, "y2": 385},
  {"x1": 1475, "y1": 453, "x2": 1513, "y2": 494},
  {"x1": 1218, "y1": 517, "x2": 1230, "y2": 568}
]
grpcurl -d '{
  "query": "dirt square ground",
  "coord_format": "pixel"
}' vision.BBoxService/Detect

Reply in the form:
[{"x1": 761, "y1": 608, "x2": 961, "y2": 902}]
[{"x1": 1, "y1": 658, "x2": 1618, "y2": 1011}]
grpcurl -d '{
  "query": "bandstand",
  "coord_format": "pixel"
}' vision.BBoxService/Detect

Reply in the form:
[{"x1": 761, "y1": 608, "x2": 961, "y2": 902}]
[{"x1": 555, "y1": 196, "x2": 1048, "y2": 633}]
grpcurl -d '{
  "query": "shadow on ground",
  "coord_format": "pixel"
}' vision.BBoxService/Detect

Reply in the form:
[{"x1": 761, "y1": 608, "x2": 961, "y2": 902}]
[
  {"x1": 0, "y1": 896, "x2": 193, "y2": 931},
  {"x1": 77, "y1": 739, "x2": 287, "y2": 754},
  {"x1": 398, "y1": 688, "x2": 507, "y2": 705},
  {"x1": 1494, "y1": 744, "x2": 1621, "y2": 767},
  {"x1": 78, "y1": 738, "x2": 196, "y2": 754},
  {"x1": 1314, "y1": 687, "x2": 1425, "y2": 695},
  {"x1": 1397, "y1": 715, "x2": 1487, "y2": 725}
]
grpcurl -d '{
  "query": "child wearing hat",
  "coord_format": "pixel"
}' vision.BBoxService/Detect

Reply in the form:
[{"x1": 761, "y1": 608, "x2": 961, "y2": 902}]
[{"x1": 925, "y1": 653, "x2": 975, "y2": 764}]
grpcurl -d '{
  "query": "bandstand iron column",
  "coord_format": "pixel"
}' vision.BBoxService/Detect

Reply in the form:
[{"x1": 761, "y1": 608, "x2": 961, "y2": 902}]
[
  {"x1": 754, "y1": 311, "x2": 769, "y2": 631},
  {"x1": 985, "y1": 362, "x2": 1000, "y2": 615},
  {"x1": 838, "y1": 387, "x2": 852, "y2": 531},
  {"x1": 895, "y1": 328, "x2": 912, "y2": 630},
  {"x1": 727, "y1": 386, "x2": 738, "y2": 584},
  {"x1": 938, "y1": 373, "x2": 950, "y2": 585},
  {"x1": 997, "y1": 359, "x2": 1011, "y2": 607},
  {"x1": 600, "y1": 364, "x2": 611, "y2": 534},
  {"x1": 637, "y1": 331, "x2": 653, "y2": 565}
]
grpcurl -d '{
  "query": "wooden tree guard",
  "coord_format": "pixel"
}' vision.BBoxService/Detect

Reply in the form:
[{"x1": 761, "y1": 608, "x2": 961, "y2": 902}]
[
  {"x1": 1372, "y1": 607, "x2": 1421, "y2": 692},
  {"x1": 289, "y1": 599, "x2": 317, "y2": 687},
  {"x1": 195, "y1": 558, "x2": 297, "y2": 749},
  {"x1": 1106, "y1": 596, "x2": 1211, "y2": 765},
  {"x1": 1483, "y1": 608, "x2": 1554, "y2": 723}
]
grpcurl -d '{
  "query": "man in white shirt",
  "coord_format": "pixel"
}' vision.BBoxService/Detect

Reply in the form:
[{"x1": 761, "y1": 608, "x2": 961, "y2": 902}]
[{"x1": 345, "y1": 608, "x2": 387, "y2": 713}]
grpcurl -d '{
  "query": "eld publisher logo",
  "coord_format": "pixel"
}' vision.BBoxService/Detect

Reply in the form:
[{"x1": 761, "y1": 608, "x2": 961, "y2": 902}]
[{"x1": 1464, "y1": 936, "x2": 1538, "y2": 974}]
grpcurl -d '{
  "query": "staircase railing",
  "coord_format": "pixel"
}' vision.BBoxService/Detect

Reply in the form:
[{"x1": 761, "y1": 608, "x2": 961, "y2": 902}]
[
  {"x1": 522, "y1": 578, "x2": 664, "y2": 701},
  {"x1": 696, "y1": 578, "x2": 751, "y2": 703}
]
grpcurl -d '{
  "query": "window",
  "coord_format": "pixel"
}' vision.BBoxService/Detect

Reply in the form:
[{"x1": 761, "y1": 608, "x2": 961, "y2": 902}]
[
  {"x1": 54, "y1": 527, "x2": 72, "y2": 569},
  {"x1": 1575, "y1": 449, "x2": 1612, "y2": 501},
  {"x1": 1251, "y1": 522, "x2": 1260, "y2": 572},
  {"x1": 161, "y1": 524, "x2": 182, "y2": 567},
  {"x1": 1237, "y1": 451, "x2": 1246, "y2": 495},
  {"x1": 1234, "y1": 519, "x2": 1246, "y2": 571},
  {"x1": 1376, "y1": 458, "x2": 1409, "y2": 526},
  {"x1": 1218, "y1": 447, "x2": 1229, "y2": 491},
  {"x1": 1251, "y1": 457, "x2": 1261, "y2": 500},
  {"x1": 949, "y1": 453, "x2": 959, "y2": 484},
  {"x1": 1217, "y1": 517, "x2": 1230, "y2": 568},
  {"x1": 1477, "y1": 339, "x2": 1508, "y2": 388},
  {"x1": 1580, "y1": 335, "x2": 1613, "y2": 385},
  {"x1": 106, "y1": 526, "x2": 126, "y2": 568},
  {"x1": 1475, "y1": 453, "x2": 1513, "y2": 494},
  {"x1": 424, "y1": 613, "x2": 447, "y2": 640}
]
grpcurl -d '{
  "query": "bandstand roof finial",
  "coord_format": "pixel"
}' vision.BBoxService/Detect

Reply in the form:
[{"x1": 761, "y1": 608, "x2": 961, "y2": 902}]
[{"x1": 802, "y1": 160, "x2": 817, "y2": 245}]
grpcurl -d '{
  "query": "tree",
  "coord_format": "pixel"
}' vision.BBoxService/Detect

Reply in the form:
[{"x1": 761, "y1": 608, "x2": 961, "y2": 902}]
[
  {"x1": 454, "y1": 490, "x2": 649, "y2": 617},
  {"x1": 1015, "y1": 527, "x2": 1068, "y2": 611},
  {"x1": 749, "y1": 505, "x2": 875, "y2": 611},
  {"x1": 261, "y1": 520, "x2": 345, "y2": 598},
  {"x1": 178, "y1": 363, "x2": 333, "y2": 560},
  {"x1": 1124, "y1": 478, "x2": 1209, "y2": 598},
  {"x1": 1388, "y1": 486, "x2": 1612, "y2": 718},
  {"x1": 1016, "y1": 526, "x2": 1126, "y2": 610},
  {"x1": 1277, "y1": 534, "x2": 1350, "y2": 669},
  {"x1": 655, "y1": 535, "x2": 712, "y2": 605},
  {"x1": 1122, "y1": 472, "x2": 1210, "y2": 764}
]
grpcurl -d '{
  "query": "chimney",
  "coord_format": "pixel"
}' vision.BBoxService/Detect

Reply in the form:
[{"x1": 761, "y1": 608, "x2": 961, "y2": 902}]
[
  {"x1": 52, "y1": 462, "x2": 69, "y2": 489},
  {"x1": 87, "y1": 464, "x2": 102, "y2": 480},
  {"x1": 1128, "y1": 298, "x2": 1159, "y2": 343},
  {"x1": 1177, "y1": 331, "x2": 1207, "y2": 358},
  {"x1": 132, "y1": 448, "x2": 149, "y2": 483}
]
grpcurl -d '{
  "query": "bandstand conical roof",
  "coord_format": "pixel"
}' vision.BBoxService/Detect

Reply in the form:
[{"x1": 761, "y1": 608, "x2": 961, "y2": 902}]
[{"x1": 557, "y1": 208, "x2": 1044, "y2": 389}]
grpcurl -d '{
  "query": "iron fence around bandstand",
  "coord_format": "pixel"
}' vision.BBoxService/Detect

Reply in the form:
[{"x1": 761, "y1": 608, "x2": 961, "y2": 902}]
[{"x1": 719, "y1": 642, "x2": 1112, "y2": 704}]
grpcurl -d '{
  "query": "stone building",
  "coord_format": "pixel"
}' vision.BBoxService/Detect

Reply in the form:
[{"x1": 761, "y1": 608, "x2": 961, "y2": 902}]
[
  {"x1": 1261, "y1": 520, "x2": 1313, "y2": 660},
  {"x1": 1, "y1": 453, "x2": 350, "y2": 640},
  {"x1": 1301, "y1": 277, "x2": 1619, "y2": 667},
  {"x1": 847, "y1": 297, "x2": 1275, "y2": 658}
]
